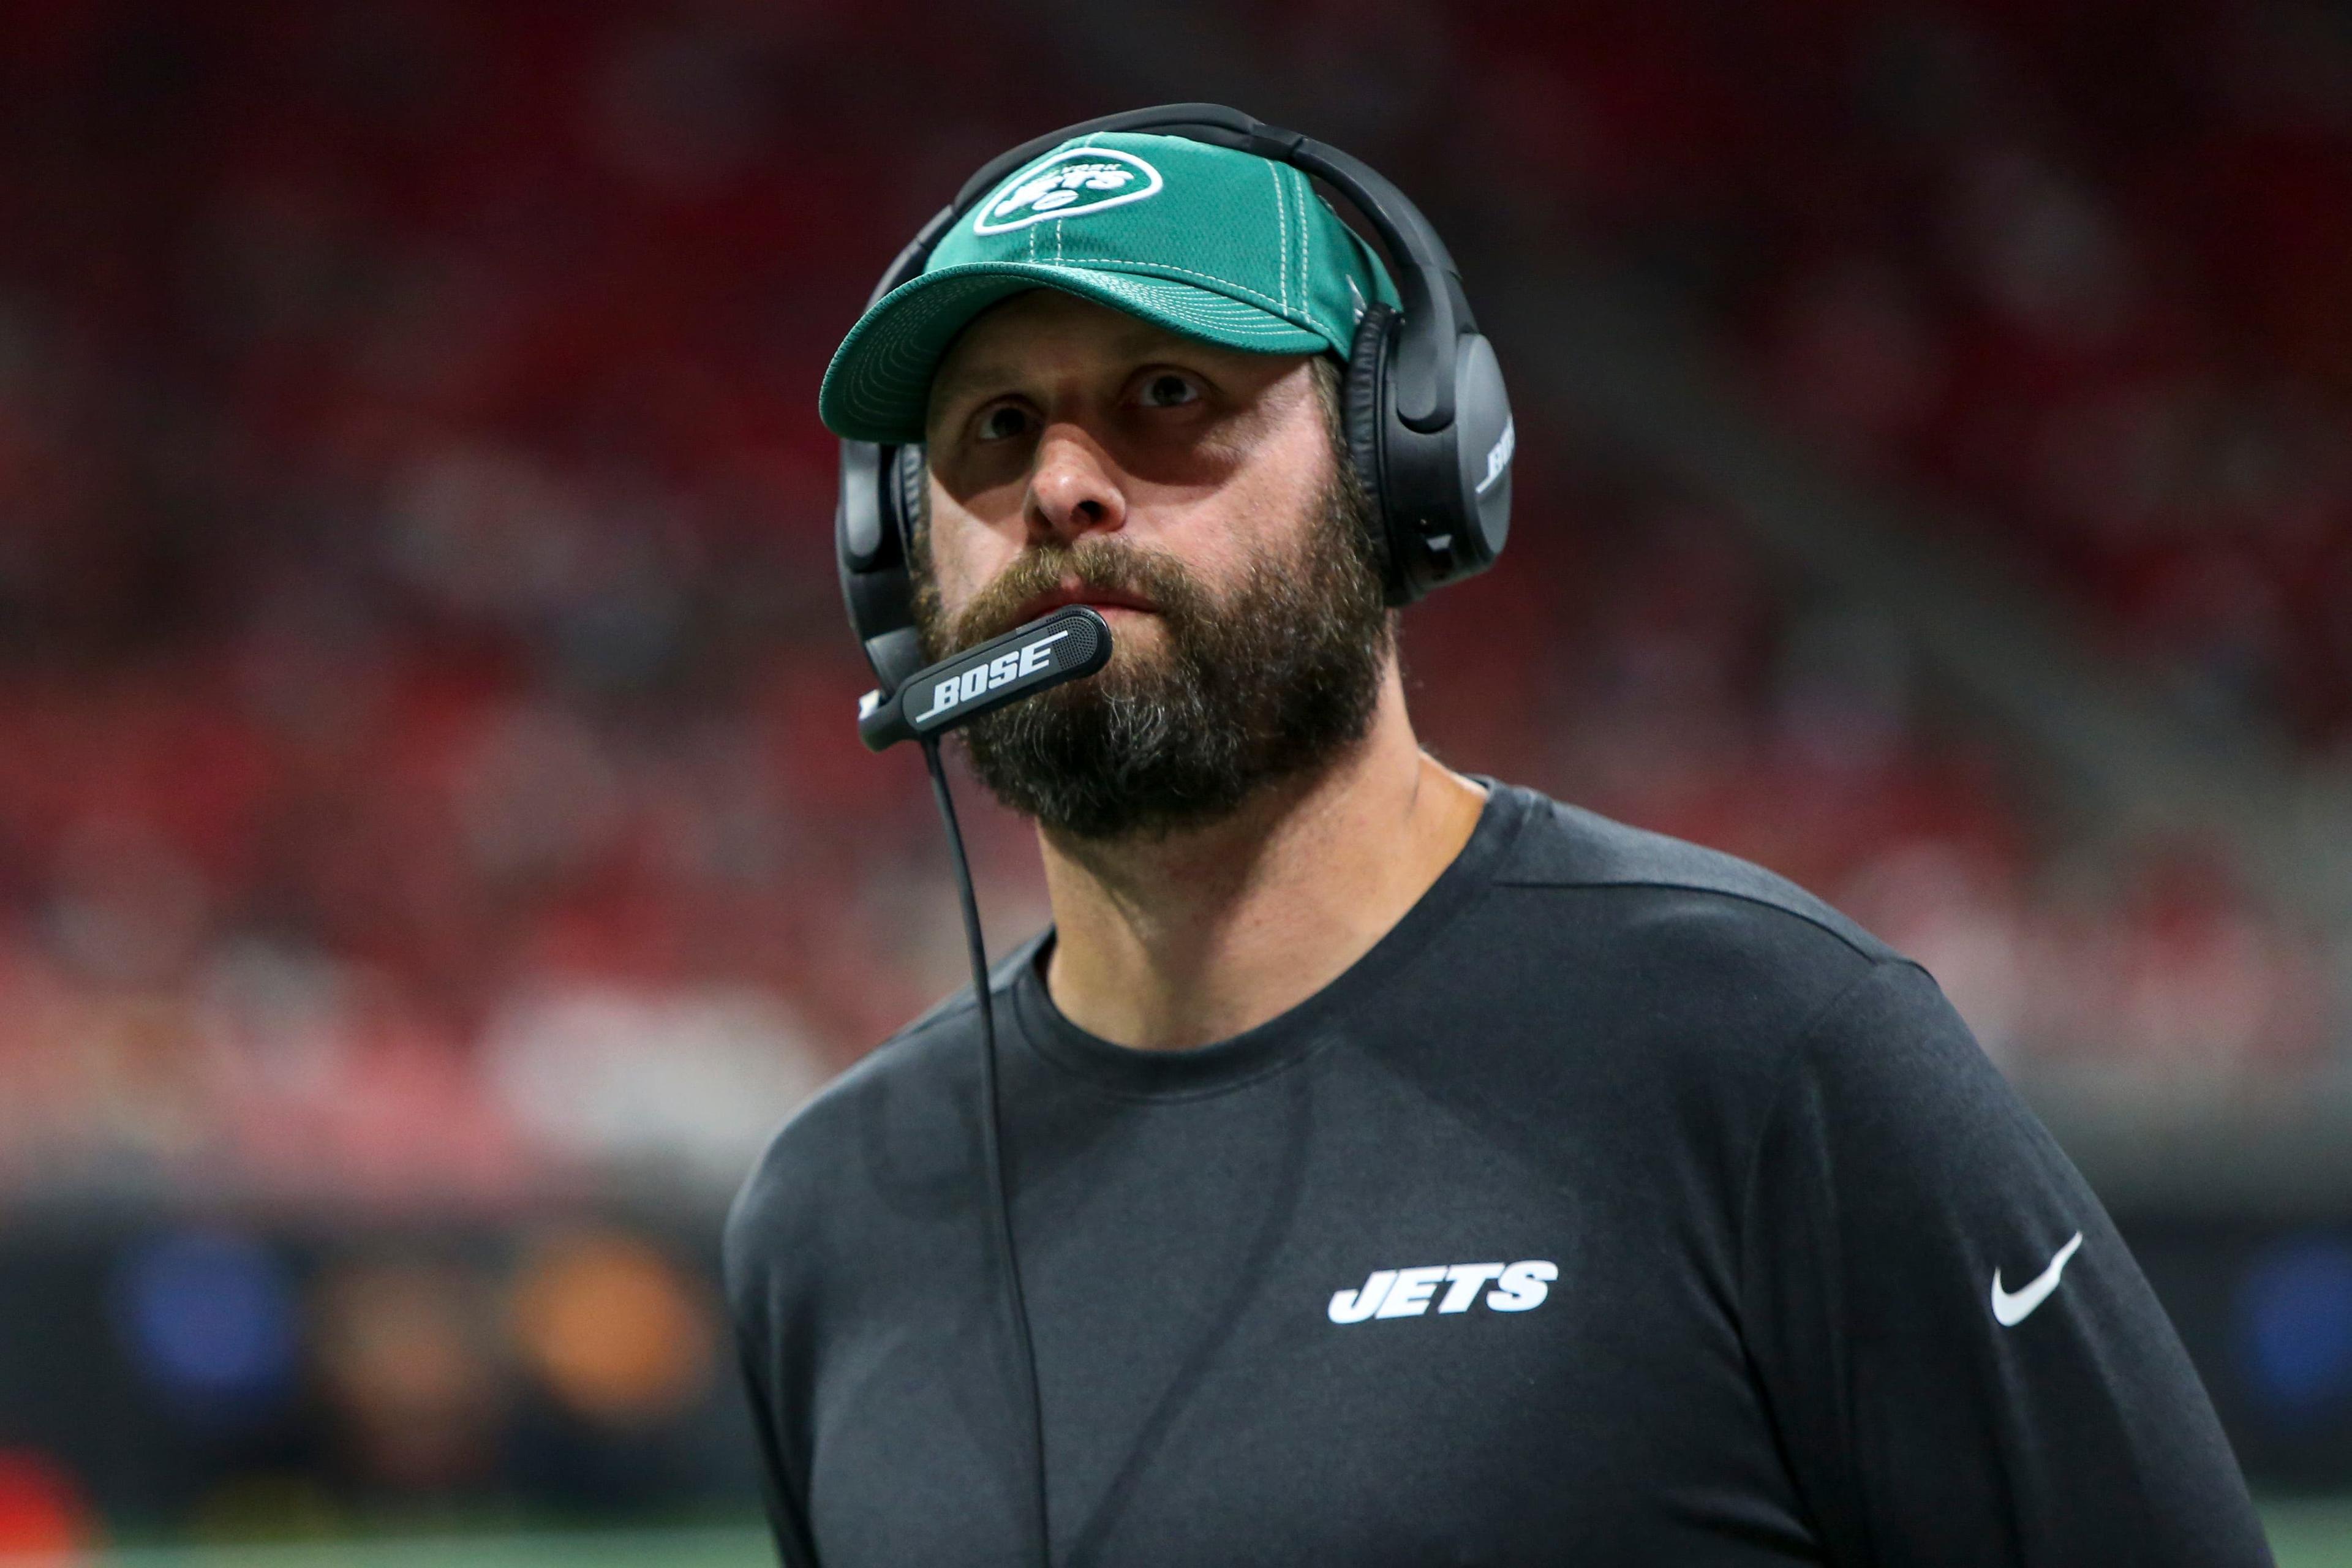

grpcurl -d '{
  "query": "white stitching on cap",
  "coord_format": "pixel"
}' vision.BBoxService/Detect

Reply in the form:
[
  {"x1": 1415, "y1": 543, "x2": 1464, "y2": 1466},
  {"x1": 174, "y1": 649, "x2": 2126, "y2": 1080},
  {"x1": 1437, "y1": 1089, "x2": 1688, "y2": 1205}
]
[
  {"x1": 1270, "y1": 162, "x2": 1289, "y2": 312},
  {"x1": 1095, "y1": 278, "x2": 1302, "y2": 333},
  {"x1": 1062, "y1": 142, "x2": 1087, "y2": 261},
  {"x1": 1099, "y1": 298, "x2": 1299, "y2": 339},
  {"x1": 1302, "y1": 176, "x2": 1312, "y2": 308},
  {"x1": 1294, "y1": 170, "x2": 1312, "y2": 328},
  {"x1": 1084, "y1": 260, "x2": 1303, "y2": 319}
]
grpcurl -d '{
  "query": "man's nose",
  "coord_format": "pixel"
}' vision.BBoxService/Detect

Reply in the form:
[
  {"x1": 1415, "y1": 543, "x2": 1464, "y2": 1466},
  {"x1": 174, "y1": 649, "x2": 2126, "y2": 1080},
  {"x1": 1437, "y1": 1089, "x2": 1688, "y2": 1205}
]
[{"x1": 1025, "y1": 424, "x2": 1127, "y2": 548}]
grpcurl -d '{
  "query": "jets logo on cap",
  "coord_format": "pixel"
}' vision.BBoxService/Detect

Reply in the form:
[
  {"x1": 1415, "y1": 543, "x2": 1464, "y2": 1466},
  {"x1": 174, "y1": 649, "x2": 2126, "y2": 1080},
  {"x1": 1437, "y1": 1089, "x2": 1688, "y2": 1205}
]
[{"x1": 974, "y1": 148, "x2": 1164, "y2": 235}]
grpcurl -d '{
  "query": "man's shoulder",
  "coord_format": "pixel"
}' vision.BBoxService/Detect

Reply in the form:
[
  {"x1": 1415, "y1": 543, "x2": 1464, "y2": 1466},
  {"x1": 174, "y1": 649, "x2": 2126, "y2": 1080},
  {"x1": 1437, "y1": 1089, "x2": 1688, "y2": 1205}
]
[
  {"x1": 1489, "y1": 783, "x2": 1897, "y2": 970},
  {"x1": 1463, "y1": 783, "x2": 1920, "y2": 1062},
  {"x1": 1434, "y1": 785, "x2": 1956, "y2": 1136},
  {"x1": 723, "y1": 948, "x2": 1021, "y2": 1297}
]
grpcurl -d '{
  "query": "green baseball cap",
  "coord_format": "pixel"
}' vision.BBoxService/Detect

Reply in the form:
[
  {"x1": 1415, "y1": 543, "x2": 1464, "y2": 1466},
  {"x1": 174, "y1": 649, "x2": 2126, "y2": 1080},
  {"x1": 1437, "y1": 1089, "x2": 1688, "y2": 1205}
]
[{"x1": 819, "y1": 130, "x2": 1400, "y2": 445}]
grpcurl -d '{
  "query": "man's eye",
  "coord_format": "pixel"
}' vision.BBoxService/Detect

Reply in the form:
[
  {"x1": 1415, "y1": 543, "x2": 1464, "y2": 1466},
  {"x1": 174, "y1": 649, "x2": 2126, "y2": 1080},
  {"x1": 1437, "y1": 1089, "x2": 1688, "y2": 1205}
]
[
  {"x1": 1137, "y1": 373, "x2": 1199, "y2": 409},
  {"x1": 974, "y1": 404, "x2": 1031, "y2": 442}
]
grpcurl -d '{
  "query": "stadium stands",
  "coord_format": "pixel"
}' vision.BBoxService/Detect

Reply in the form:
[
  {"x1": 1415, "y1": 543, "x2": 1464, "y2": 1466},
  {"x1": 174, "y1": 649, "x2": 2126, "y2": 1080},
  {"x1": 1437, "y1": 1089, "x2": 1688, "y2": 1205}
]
[{"x1": 0, "y1": 0, "x2": 2339, "y2": 1213}]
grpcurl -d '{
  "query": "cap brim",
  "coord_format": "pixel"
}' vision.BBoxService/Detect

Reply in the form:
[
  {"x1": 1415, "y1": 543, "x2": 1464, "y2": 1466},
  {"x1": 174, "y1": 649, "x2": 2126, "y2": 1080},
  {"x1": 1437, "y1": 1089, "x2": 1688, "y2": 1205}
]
[{"x1": 818, "y1": 262, "x2": 1332, "y2": 445}]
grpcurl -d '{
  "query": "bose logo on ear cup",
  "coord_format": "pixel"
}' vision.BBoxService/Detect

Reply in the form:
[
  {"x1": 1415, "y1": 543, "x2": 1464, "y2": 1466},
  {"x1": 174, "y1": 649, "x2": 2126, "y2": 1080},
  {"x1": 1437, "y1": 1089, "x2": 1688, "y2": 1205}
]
[{"x1": 1476, "y1": 417, "x2": 1515, "y2": 497}]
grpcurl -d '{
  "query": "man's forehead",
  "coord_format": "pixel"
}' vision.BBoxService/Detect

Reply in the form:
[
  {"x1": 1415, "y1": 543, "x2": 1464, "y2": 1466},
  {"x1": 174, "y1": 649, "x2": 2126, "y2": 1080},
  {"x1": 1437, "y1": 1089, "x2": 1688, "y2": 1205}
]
[{"x1": 930, "y1": 292, "x2": 1210, "y2": 403}]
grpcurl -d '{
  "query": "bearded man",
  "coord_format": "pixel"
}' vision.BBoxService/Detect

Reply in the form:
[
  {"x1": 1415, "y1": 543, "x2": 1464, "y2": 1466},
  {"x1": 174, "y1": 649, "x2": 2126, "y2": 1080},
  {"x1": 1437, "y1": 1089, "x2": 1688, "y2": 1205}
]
[{"x1": 723, "y1": 126, "x2": 2268, "y2": 1567}]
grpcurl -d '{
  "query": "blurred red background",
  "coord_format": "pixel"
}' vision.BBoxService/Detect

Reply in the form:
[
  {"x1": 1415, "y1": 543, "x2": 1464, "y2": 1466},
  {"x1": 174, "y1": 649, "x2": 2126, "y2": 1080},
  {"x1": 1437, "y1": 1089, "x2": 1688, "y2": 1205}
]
[{"x1": 0, "y1": 0, "x2": 2348, "y2": 1544}]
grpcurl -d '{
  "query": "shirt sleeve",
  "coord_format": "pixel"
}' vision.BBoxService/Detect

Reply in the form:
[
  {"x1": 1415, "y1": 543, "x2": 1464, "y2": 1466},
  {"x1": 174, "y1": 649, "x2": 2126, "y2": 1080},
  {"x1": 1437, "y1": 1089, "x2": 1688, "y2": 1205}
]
[
  {"x1": 1737, "y1": 957, "x2": 2273, "y2": 1567},
  {"x1": 725, "y1": 1175, "x2": 824, "y2": 1568},
  {"x1": 733, "y1": 1320, "x2": 820, "y2": 1568}
]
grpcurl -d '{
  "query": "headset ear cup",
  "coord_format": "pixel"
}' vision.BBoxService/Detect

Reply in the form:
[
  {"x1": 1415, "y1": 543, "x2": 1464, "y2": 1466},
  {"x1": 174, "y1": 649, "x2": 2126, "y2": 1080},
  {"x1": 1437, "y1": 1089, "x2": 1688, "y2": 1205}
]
[
  {"x1": 1344, "y1": 304, "x2": 1401, "y2": 601},
  {"x1": 894, "y1": 443, "x2": 927, "y2": 550},
  {"x1": 1447, "y1": 334, "x2": 1512, "y2": 580},
  {"x1": 838, "y1": 438, "x2": 924, "y2": 695}
]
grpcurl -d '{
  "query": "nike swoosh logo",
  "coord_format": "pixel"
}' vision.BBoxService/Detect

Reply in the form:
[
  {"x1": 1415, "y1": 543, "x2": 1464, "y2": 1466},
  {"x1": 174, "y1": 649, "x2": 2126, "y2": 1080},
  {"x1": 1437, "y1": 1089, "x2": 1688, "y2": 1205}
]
[{"x1": 1991, "y1": 1231, "x2": 2083, "y2": 1326}]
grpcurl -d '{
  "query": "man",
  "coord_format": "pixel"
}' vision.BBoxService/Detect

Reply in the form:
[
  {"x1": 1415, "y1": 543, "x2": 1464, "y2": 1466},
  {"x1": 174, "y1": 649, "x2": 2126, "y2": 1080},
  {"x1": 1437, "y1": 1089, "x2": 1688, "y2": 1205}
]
[{"x1": 725, "y1": 128, "x2": 2271, "y2": 1566}]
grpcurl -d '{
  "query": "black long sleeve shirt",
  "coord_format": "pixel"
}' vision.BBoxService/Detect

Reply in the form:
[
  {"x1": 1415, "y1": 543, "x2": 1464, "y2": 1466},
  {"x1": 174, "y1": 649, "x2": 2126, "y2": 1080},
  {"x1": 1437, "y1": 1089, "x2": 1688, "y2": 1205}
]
[{"x1": 725, "y1": 782, "x2": 2271, "y2": 1566}]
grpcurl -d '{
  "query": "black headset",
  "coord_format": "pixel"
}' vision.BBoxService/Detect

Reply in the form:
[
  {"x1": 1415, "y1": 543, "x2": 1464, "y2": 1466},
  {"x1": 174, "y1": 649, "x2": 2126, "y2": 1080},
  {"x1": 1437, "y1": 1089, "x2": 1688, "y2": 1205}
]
[{"x1": 834, "y1": 102, "x2": 1515, "y2": 703}]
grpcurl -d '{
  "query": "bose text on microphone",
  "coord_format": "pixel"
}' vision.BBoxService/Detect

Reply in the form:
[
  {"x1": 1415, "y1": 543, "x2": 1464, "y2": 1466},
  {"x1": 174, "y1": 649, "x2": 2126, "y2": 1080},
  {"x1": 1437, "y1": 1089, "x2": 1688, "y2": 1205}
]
[{"x1": 857, "y1": 605, "x2": 1114, "y2": 752}]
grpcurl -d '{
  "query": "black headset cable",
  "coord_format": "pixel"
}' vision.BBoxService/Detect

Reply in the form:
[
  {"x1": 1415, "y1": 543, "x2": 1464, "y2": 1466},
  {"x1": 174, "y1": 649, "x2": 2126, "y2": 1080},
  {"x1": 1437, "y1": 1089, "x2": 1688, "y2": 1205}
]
[{"x1": 921, "y1": 736, "x2": 1053, "y2": 1566}]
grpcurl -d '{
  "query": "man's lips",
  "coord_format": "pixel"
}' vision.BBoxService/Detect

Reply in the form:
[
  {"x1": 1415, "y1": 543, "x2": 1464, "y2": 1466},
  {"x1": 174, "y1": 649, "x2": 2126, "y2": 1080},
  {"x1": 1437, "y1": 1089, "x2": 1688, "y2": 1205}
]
[{"x1": 1011, "y1": 583, "x2": 1159, "y2": 624}]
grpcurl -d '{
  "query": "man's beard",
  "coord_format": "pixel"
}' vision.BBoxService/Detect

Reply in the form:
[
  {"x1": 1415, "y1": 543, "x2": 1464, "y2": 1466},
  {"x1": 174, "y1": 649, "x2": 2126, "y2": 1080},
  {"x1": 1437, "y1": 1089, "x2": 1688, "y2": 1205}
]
[{"x1": 910, "y1": 469, "x2": 1393, "y2": 842}]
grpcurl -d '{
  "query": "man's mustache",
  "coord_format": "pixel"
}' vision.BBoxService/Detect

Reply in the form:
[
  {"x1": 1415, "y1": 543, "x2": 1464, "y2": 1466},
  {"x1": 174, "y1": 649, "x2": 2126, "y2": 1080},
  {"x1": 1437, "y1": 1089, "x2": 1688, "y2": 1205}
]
[{"x1": 950, "y1": 538, "x2": 1207, "y2": 652}]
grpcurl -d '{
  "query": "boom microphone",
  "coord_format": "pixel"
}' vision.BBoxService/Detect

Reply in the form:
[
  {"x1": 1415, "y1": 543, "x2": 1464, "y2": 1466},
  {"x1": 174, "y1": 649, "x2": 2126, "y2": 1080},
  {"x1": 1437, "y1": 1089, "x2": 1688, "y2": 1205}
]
[
  {"x1": 858, "y1": 605, "x2": 1114, "y2": 750},
  {"x1": 855, "y1": 600, "x2": 1115, "y2": 1567}
]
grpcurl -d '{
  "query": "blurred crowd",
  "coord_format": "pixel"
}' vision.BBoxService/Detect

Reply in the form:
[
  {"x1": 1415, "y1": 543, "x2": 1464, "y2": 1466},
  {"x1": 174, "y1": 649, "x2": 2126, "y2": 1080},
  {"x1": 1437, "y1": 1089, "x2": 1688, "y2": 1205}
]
[
  {"x1": 0, "y1": 0, "x2": 2345, "y2": 1212},
  {"x1": 1464, "y1": 0, "x2": 2352, "y2": 744}
]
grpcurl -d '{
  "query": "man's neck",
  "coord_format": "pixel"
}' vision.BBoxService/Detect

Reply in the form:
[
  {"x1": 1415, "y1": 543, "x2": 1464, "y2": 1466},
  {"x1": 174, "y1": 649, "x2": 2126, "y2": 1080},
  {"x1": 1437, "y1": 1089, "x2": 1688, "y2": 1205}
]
[{"x1": 1038, "y1": 679, "x2": 1488, "y2": 1051}]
